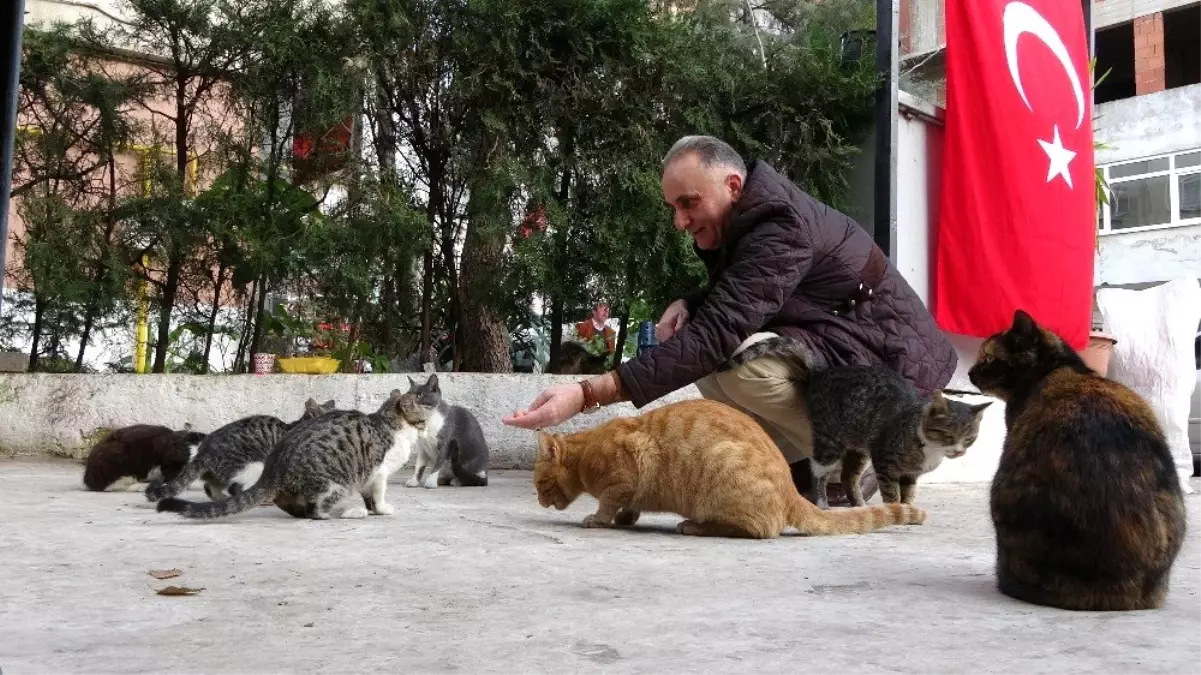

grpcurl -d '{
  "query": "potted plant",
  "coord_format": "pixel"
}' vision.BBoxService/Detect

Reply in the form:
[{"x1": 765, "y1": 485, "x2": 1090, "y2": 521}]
[{"x1": 278, "y1": 318, "x2": 345, "y2": 374}]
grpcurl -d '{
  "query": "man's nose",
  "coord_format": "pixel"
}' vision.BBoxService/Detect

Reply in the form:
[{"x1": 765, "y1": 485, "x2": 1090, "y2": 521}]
[{"x1": 673, "y1": 210, "x2": 688, "y2": 231}]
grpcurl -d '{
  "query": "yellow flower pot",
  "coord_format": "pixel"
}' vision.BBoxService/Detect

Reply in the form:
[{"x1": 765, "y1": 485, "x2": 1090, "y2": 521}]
[{"x1": 276, "y1": 356, "x2": 341, "y2": 374}]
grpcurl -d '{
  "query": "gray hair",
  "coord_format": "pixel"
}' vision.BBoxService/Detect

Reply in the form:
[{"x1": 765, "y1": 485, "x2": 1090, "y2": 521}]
[{"x1": 661, "y1": 135, "x2": 746, "y2": 177}]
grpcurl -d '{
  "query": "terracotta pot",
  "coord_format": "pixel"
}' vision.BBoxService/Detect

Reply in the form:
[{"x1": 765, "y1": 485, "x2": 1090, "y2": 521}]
[
  {"x1": 1078, "y1": 331, "x2": 1117, "y2": 376},
  {"x1": 252, "y1": 352, "x2": 277, "y2": 375}
]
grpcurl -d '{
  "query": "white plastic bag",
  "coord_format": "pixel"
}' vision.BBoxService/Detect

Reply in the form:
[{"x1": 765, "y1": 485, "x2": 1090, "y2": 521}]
[{"x1": 1097, "y1": 277, "x2": 1201, "y2": 494}]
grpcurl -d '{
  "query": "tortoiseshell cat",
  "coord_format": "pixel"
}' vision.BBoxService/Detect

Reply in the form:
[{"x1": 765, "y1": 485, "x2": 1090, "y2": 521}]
[
  {"x1": 805, "y1": 365, "x2": 991, "y2": 507},
  {"x1": 534, "y1": 398, "x2": 926, "y2": 538},
  {"x1": 970, "y1": 309, "x2": 1187, "y2": 611}
]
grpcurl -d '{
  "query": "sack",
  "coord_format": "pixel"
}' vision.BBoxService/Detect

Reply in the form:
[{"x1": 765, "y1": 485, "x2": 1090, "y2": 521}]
[{"x1": 1097, "y1": 278, "x2": 1201, "y2": 494}]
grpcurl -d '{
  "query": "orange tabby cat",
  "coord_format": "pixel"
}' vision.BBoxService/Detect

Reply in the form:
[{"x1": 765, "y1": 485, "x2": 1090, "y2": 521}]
[{"x1": 535, "y1": 399, "x2": 926, "y2": 538}]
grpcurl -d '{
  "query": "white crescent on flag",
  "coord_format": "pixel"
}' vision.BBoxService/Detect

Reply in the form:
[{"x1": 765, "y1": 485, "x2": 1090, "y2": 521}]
[{"x1": 1002, "y1": 1, "x2": 1086, "y2": 187}]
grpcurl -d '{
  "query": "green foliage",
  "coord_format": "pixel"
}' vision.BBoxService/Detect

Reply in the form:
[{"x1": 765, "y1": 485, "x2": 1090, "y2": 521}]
[{"x1": 11, "y1": 0, "x2": 879, "y2": 373}]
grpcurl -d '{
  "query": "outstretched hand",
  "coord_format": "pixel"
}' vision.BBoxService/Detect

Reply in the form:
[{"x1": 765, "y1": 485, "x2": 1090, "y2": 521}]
[{"x1": 502, "y1": 383, "x2": 585, "y2": 430}]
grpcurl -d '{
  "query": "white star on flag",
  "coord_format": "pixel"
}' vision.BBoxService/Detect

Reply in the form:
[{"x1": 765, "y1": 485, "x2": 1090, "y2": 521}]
[{"x1": 1037, "y1": 125, "x2": 1076, "y2": 188}]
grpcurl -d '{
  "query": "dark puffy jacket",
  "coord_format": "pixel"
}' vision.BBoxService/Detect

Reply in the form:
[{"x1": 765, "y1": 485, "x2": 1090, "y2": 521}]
[{"x1": 617, "y1": 160, "x2": 957, "y2": 407}]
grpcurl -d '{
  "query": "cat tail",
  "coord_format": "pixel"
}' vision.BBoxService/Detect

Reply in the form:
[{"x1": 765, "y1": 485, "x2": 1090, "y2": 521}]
[
  {"x1": 156, "y1": 473, "x2": 277, "y2": 520},
  {"x1": 717, "y1": 336, "x2": 815, "y2": 374},
  {"x1": 145, "y1": 452, "x2": 206, "y2": 502},
  {"x1": 448, "y1": 441, "x2": 488, "y2": 487},
  {"x1": 788, "y1": 494, "x2": 926, "y2": 535}
]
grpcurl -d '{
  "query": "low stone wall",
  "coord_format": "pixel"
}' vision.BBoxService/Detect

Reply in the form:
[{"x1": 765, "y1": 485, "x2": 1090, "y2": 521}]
[{"x1": 0, "y1": 373, "x2": 701, "y2": 469}]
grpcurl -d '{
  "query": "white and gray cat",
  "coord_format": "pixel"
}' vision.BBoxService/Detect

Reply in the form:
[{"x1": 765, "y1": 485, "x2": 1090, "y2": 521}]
[
  {"x1": 805, "y1": 364, "x2": 991, "y2": 507},
  {"x1": 399, "y1": 374, "x2": 490, "y2": 488},
  {"x1": 146, "y1": 398, "x2": 336, "y2": 503},
  {"x1": 157, "y1": 390, "x2": 421, "y2": 520}
]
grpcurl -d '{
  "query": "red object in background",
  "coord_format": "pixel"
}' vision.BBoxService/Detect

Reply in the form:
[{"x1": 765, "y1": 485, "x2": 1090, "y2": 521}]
[
  {"x1": 935, "y1": 0, "x2": 1095, "y2": 350},
  {"x1": 292, "y1": 116, "x2": 354, "y2": 183},
  {"x1": 517, "y1": 203, "x2": 547, "y2": 240}
]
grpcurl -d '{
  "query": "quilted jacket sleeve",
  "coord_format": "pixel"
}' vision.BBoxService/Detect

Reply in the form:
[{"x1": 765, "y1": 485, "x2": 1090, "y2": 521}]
[{"x1": 618, "y1": 202, "x2": 812, "y2": 407}]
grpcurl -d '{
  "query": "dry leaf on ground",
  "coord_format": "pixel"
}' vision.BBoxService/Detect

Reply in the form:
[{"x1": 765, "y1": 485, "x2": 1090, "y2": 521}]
[
  {"x1": 154, "y1": 585, "x2": 204, "y2": 596},
  {"x1": 149, "y1": 569, "x2": 182, "y2": 580}
]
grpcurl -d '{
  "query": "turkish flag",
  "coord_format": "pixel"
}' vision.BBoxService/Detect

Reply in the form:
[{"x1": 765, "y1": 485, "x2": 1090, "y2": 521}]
[{"x1": 934, "y1": 0, "x2": 1095, "y2": 350}]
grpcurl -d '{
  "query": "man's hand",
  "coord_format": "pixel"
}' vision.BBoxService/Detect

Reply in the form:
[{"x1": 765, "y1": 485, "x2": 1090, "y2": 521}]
[
  {"x1": 502, "y1": 383, "x2": 585, "y2": 429},
  {"x1": 655, "y1": 299, "x2": 690, "y2": 343}
]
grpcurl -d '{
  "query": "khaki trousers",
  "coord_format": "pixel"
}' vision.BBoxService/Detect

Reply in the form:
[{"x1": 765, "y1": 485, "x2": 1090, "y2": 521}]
[{"x1": 693, "y1": 332, "x2": 815, "y2": 463}]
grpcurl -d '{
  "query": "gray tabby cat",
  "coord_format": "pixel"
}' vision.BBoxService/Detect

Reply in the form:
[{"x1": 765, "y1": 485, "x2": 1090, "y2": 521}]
[
  {"x1": 157, "y1": 390, "x2": 420, "y2": 520},
  {"x1": 805, "y1": 365, "x2": 991, "y2": 508},
  {"x1": 145, "y1": 398, "x2": 336, "y2": 502},
  {"x1": 399, "y1": 374, "x2": 490, "y2": 488}
]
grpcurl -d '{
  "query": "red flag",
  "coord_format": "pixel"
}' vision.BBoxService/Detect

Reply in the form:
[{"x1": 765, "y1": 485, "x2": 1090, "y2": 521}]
[{"x1": 934, "y1": 0, "x2": 1095, "y2": 350}]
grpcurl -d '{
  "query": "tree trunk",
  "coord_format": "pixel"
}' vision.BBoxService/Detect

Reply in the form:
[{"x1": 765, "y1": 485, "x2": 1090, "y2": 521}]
[
  {"x1": 152, "y1": 250, "x2": 183, "y2": 373},
  {"x1": 200, "y1": 260, "x2": 227, "y2": 374},
  {"x1": 75, "y1": 311, "x2": 94, "y2": 372},
  {"x1": 233, "y1": 282, "x2": 257, "y2": 373},
  {"x1": 456, "y1": 167, "x2": 512, "y2": 373},
  {"x1": 28, "y1": 296, "x2": 45, "y2": 372},
  {"x1": 249, "y1": 274, "x2": 270, "y2": 357}
]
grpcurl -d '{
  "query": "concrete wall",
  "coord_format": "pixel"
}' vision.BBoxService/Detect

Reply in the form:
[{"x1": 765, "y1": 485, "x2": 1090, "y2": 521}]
[
  {"x1": 1095, "y1": 83, "x2": 1201, "y2": 163},
  {"x1": 1098, "y1": 225, "x2": 1201, "y2": 286},
  {"x1": 0, "y1": 373, "x2": 701, "y2": 469},
  {"x1": 1095, "y1": 83, "x2": 1201, "y2": 286},
  {"x1": 1095, "y1": 0, "x2": 1199, "y2": 28}
]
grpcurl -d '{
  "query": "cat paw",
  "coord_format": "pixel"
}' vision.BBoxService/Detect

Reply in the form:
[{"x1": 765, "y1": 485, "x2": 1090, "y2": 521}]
[
  {"x1": 404, "y1": 478, "x2": 421, "y2": 488},
  {"x1": 582, "y1": 514, "x2": 612, "y2": 529},
  {"x1": 676, "y1": 520, "x2": 704, "y2": 536},
  {"x1": 372, "y1": 503, "x2": 396, "y2": 516},
  {"x1": 614, "y1": 510, "x2": 641, "y2": 527},
  {"x1": 421, "y1": 478, "x2": 439, "y2": 489},
  {"x1": 341, "y1": 506, "x2": 369, "y2": 519}
]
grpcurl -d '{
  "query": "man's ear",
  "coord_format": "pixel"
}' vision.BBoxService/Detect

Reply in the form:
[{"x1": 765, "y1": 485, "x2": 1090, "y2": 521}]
[{"x1": 725, "y1": 172, "x2": 743, "y2": 200}]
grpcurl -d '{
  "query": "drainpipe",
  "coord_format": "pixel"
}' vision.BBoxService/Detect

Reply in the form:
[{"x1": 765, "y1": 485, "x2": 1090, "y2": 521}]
[
  {"x1": 0, "y1": 0, "x2": 26, "y2": 316},
  {"x1": 873, "y1": 0, "x2": 899, "y2": 259}
]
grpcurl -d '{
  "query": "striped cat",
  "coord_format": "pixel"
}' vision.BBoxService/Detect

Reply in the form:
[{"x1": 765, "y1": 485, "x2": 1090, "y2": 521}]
[
  {"x1": 156, "y1": 391, "x2": 420, "y2": 521},
  {"x1": 145, "y1": 398, "x2": 335, "y2": 503}
]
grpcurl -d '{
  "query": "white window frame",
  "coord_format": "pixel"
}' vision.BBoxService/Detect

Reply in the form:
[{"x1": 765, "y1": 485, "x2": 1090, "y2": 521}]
[{"x1": 1098, "y1": 148, "x2": 1201, "y2": 236}]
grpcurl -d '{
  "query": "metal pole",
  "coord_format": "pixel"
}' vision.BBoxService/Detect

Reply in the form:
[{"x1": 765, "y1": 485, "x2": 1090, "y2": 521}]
[
  {"x1": 0, "y1": 0, "x2": 27, "y2": 317},
  {"x1": 1082, "y1": 0, "x2": 1093, "y2": 57},
  {"x1": 873, "y1": 0, "x2": 899, "y2": 259}
]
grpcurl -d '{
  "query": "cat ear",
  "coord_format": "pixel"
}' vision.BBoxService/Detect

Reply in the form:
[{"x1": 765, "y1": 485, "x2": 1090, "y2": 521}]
[
  {"x1": 537, "y1": 431, "x2": 559, "y2": 462},
  {"x1": 407, "y1": 376, "x2": 417, "y2": 388},
  {"x1": 304, "y1": 397, "x2": 320, "y2": 413},
  {"x1": 322, "y1": 399, "x2": 336, "y2": 409},
  {"x1": 182, "y1": 422, "x2": 192, "y2": 431},
  {"x1": 427, "y1": 373, "x2": 439, "y2": 390},
  {"x1": 929, "y1": 390, "x2": 949, "y2": 411},
  {"x1": 1011, "y1": 309, "x2": 1039, "y2": 336},
  {"x1": 970, "y1": 401, "x2": 993, "y2": 417},
  {"x1": 389, "y1": 388, "x2": 403, "y2": 398}
]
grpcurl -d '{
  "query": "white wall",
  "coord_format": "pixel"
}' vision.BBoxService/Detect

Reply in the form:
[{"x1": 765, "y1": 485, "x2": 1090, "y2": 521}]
[
  {"x1": 1095, "y1": 84, "x2": 1201, "y2": 164},
  {"x1": 1094, "y1": 0, "x2": 1200, "y2": 28},
  {"x1": 1098, "y1": 225, "x2": 1201, "y2": 286},
  {"x1": 1095, "y1": 84, "x2": 1201, "y2": 286}
]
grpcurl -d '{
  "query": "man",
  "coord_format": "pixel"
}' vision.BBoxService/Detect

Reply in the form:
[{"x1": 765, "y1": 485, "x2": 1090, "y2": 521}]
[
  {"x1": 503, "y1": 135, "x2": 957, "y2": 503},
  {"x1": 573, "y1": 302, "x2": 616, "y2": 356}
]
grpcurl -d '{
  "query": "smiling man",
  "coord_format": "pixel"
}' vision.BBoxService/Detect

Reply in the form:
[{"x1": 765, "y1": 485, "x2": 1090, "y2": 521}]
[{"x1": 504, "y1": 135, "x2": 957, "y2": 504}]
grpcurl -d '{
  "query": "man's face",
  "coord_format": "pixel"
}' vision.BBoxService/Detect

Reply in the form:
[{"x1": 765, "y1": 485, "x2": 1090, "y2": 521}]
[
  {"x1": 661, "y1": 153, "x2": 743, "y2": 250},
  {"x1": 593, "y1": 304, "x2": 609, "y2": 322}
]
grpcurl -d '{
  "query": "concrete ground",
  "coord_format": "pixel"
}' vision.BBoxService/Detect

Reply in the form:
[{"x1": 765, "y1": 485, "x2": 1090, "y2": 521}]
[{"x1": 1, "y1": 459, "x2": 1198, "y2": 674}]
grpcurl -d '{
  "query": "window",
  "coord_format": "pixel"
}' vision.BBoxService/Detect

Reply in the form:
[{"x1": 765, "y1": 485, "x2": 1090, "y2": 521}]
[
  {"x1": 1099, "y1": 149, "x2": 1201, "y2": 234},
  {"x1": 1094, "y1": 22, "x2": 1136, "y2": 104},
  {"x1": 1164, "y1": 4, "x2": 1201, "y2": 90}
]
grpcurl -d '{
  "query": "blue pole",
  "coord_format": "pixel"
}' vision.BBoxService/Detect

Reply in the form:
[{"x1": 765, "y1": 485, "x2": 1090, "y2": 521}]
[{"x1": 0, "y1": 0, "x2": 27, "y2": 316}]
